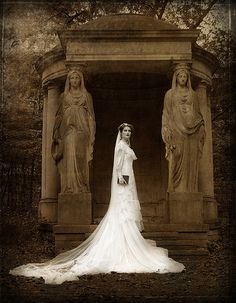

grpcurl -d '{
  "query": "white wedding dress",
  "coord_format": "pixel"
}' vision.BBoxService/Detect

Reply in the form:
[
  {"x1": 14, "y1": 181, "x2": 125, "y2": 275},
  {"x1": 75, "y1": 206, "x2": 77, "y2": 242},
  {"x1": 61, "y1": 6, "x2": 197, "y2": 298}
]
[{"x1": 10, "y1": 133, "x2": 185, "y2": 284}]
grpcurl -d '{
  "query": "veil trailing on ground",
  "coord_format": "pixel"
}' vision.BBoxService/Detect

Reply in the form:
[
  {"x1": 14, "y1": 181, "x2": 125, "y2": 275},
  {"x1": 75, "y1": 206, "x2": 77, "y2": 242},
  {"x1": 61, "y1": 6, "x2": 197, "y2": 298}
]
[{"x1": 10, "y1": 125, "x2": 185, "y2": 284}]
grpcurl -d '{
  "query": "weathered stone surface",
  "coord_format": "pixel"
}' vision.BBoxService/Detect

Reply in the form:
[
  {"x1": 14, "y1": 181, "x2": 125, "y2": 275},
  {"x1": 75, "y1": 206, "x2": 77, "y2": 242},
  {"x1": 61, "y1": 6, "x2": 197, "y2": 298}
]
[
  {"x1": 52, "y1": 70, "x2": 96, "y2": 194},
  {"x1": 143, "y1": 223, "x2": 208, "y2": 232},
  {"x1": 38, "y1": 198, "x2": 58, "y2": 223},
  {"x1": 161, "y1": 63, "x2": 205, "y2": 193},
  {"x1": 168, "y1": 192, "x2": 203, "y2": 224},
  {"x1": 57, "y1": 193, "x2": 92, "y2": 225},
  {"x1": 203, "y1": 196, "x2": 218, "y2": 223},
  {"x1": 54, "y1": 224, "x2": 97, "y2": 233},
  {"x1": 39, "y1": 83, "x2": 60, "y2": 224}
]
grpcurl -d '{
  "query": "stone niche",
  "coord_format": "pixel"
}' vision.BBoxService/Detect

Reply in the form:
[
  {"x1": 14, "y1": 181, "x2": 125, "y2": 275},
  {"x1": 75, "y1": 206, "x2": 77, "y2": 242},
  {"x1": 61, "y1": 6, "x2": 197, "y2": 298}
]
[{"x1": 36, "y1": 14, "x2": 219, "y2": 255}]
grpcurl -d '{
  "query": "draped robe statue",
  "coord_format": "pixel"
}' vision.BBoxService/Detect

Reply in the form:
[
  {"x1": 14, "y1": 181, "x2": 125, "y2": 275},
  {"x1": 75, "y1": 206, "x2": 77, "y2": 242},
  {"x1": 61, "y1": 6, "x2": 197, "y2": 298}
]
[
  {"x1": 51, "y1": 70, "x2": 96, "y2": 193},
  {"x1": 162, "y1": 66, "x2": 205, "y2": 193}
]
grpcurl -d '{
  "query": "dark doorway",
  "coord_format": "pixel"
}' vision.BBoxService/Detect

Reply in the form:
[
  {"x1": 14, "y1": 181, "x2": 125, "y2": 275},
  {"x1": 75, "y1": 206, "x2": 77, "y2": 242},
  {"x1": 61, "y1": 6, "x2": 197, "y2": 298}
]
[{"x1": 89, "y1": 72, "x2": 170, "y2": 223}]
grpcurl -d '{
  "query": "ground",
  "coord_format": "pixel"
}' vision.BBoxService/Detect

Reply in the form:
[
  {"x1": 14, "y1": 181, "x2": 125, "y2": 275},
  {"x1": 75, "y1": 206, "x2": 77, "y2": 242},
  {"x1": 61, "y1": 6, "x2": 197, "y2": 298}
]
[{"x1": 1, "y1": 208, "x2": 235, "y2": 303}]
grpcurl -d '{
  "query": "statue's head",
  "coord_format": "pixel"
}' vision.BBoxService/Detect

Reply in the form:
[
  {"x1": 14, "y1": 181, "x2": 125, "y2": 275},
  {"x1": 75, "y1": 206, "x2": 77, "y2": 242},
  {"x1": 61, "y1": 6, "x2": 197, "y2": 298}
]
[
  {"x1": 68, "y1": 71, "x2": 81, "y2": 89},
  {"x1": 176, "y1": 70, "x2": 188, "y2": 87},
  {"x1": 64, "y1": 69, "x2": 86, "y2": 94},
  {"x1": 172, "y1": 63, "x2": 192, "y2": 90}
]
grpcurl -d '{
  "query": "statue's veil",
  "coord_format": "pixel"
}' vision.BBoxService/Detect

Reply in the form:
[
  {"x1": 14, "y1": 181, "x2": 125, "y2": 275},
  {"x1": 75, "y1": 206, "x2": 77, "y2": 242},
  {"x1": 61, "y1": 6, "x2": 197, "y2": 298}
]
[{"x1": 64, "y1": 70, "x2": 87, "y2": 95}]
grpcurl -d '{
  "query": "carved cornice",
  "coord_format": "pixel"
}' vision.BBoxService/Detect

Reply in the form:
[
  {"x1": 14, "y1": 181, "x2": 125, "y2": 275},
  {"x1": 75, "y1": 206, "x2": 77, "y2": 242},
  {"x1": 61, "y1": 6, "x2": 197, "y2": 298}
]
[
  {"x1": 196, "y1": 79, "x2": 212, "y2": 98},
  {"x1": 171, "y1": 61, "x2": 192, "y2": 72},
  {"x1": 66, "y1": 62, "x2": 88, "y2": 73},
  {"x1": 58, "y1": 29, "x2": 200, "y2": 50},
  {"x1": 193, "y1": 44, "x2": 219, "y2": 74},
  {"x1": 35, "y1": 48, "x2": 65, "y2": 75},
  {"x1": 191, "y1": 68, "x2": 212, "y2": 86},
  {"x1": 46, "y1": 80, "x2": 60, "y2": 90},
  {"x1": 197, "y1": 79, "x2": 209, "y2": 88}
]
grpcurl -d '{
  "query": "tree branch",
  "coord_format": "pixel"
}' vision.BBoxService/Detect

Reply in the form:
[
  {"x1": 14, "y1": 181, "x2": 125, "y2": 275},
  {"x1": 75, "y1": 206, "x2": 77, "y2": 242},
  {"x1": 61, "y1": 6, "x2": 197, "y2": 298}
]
[
  {"x1": 189, "y1": 0, "x2": 218, "y2": 29},
  {"x1": 212, "y1": 103, "x2": 233, "y2": 122},
  {"x1": 157, "y1": 0, "x2": 169, "y2": 19}
]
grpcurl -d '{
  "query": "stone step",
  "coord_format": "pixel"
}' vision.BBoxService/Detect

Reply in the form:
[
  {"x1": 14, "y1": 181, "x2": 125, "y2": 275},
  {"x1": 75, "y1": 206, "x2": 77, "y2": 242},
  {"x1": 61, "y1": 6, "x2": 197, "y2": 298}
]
[
  {"x1": 54, "y1": 223, "x2": 210, "y2": 234},
  {"x1": 177, "y1": 232, "x2": 208, "y2": 240},
  {"x1": 54, "y1": 235, "x2": 212, "y2": 246},
  {"x1": 55, "y1": 237, "x2": 207, "y2": 245},
  {"x1": 55, "y1": 241, "x2": 209, "y2": 256},
  {"x1": 142, "y1": 231, "x2": 209, "y2": 240},
  {"x1": 53, "y1": 223, "x2": 215, "y2": 256},
  {"x1": 54, "y1": 224, "x2": 97, "y2": 234},
  {"x1": 169, "y1": 248, "x2": 208, "y2": 256},
  {"x1": 142, "y1": 231, "x2": 178, "y2": 239},
  {"x1": 155, "y1": 239, "x2": 208, "y2": 248},
  {"x1": 143, "y1": 223, "x2": 209, "y2": 232},
  {"x1": 207, "y1": 229, "x2": 220, "y2": 241}
]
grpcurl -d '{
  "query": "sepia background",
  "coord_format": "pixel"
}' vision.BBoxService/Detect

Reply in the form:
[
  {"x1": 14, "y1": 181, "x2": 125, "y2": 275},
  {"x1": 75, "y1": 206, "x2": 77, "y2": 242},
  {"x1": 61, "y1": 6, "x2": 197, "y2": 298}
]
[{"x1": 1, "y1": 1, "x2": 235, "y2": 302}]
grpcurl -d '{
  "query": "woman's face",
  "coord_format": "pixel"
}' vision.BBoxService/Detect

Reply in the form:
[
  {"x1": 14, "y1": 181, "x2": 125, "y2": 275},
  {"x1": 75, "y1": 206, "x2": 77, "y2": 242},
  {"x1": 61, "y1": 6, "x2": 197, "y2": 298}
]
[
  {"x1": 176, "y1": 71, "x2": 188, "y2": 87},
  {"x1": 121, "y1": 126, "x2": 132, "y2": 140},
  {"x1": 69, "y1": 73, "x2": 81, "y2": 88}
]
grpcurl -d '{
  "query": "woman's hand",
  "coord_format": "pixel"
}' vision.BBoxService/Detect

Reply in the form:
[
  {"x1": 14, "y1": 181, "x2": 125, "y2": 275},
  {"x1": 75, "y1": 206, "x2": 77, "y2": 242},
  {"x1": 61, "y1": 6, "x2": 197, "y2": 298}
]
[{"x1": 118, "y1": 175, "x2": 127, "y2": 185}]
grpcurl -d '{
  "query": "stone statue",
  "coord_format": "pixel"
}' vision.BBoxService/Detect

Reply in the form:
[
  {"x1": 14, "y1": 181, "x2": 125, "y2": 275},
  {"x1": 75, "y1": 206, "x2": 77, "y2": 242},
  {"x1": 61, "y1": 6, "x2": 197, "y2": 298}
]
[
  {"x1": 161, "y1": 64, "x2": 205, "y2": 193},
  {"x1": 52, "y1": 70, "x2": 96, "y2": 193}
]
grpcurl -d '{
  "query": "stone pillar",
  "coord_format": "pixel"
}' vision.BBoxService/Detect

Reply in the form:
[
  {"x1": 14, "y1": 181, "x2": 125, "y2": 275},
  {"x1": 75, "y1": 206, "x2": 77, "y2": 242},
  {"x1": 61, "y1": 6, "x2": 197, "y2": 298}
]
[
  {"x1": 196, "y1": 80, "x2": 218, "y2": 223},
  {"x1": 39, "y1": 81, "x2": 60, "y2": 224}
]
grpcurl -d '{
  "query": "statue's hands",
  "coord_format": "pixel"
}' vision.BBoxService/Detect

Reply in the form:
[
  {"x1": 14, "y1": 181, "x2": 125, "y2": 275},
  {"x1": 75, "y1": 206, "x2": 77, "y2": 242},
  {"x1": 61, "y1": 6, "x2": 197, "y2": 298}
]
[
  {"x1": 53, "y1": 138, "x2": 62, "y2": 145},
  {"x1": 163, "y1": 127, "x2": 172, "y2": 144},
  {"x1": 166, "y1": 144, "x2": 176, "y2": 158}
]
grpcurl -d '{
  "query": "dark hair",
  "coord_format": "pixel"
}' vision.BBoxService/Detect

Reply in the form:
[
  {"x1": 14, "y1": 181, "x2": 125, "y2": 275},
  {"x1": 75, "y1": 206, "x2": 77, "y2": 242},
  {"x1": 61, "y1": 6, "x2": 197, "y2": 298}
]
[{"x1": 118, "y1": 123, "x2": 134, "y2": 133}]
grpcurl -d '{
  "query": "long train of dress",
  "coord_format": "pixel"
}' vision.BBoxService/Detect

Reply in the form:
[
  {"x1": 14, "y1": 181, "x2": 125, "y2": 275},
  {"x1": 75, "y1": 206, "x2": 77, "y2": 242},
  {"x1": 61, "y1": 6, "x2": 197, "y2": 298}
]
[{"x1": 10, "y1": 140, "x2": 185, "y2": 284}]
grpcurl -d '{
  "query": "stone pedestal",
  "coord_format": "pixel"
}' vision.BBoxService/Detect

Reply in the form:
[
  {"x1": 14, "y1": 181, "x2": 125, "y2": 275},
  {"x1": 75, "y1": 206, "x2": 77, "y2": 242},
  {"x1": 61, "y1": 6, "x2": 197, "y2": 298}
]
[
  {"x1": 168, "y1": 192, "x2": 203, "y2": 224},
  {"x1": 38, "y1": 198, "x2": 58, "y2": 224},
  {"x1": 203, "y1": 196, "x2": 218, "y2": 224},
  {"x1": 54, "y1": 192, "x2": 92, "y2": 251},
  {"x1": 53, "y1": 224, "x2": 97, "y2": 252},
  {"x1": 53, "y1": 223, "x2": 216, "y2": 255},
  {"x1": 58, "y1": 193, "x2": 92, "y2": 225}
]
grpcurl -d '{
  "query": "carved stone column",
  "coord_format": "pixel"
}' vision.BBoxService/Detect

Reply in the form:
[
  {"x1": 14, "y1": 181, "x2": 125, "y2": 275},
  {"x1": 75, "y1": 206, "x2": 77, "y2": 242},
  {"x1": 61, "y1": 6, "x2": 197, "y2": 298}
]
[
  {"x1": 39, "y1": 81, "x2": 60, "y2": 224},
  {"x1": 197, "y1": 80, "x2": 218, "y2": 223}
]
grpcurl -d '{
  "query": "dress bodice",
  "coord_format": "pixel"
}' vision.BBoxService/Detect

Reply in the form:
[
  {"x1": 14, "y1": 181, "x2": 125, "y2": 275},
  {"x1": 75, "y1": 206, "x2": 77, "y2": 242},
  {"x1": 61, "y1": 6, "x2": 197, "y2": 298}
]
[{"x1": 116, "y1": 141, "x2": 137, "y2": 175}]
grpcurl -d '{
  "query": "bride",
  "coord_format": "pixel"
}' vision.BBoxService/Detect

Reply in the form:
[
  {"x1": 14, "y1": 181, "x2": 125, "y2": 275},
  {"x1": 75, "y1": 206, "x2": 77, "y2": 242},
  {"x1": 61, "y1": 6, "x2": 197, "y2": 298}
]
[{"x1": 10, "y1": 123, "x2": 185, "y2": 284}]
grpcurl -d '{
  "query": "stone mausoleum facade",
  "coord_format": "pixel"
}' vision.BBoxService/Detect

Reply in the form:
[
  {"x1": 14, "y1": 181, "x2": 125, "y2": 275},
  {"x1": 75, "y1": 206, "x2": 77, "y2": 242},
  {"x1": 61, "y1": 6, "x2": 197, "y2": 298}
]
[{"x1": 36, "y1": 15, "x2": 219, "y2": 255}]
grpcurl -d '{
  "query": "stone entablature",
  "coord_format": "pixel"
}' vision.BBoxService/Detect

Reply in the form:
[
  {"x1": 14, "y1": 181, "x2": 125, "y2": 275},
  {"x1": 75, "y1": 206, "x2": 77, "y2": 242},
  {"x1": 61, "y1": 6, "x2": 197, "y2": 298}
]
[{"x1": 36, "y1": 44, "x2": 217, "y2": 89}]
